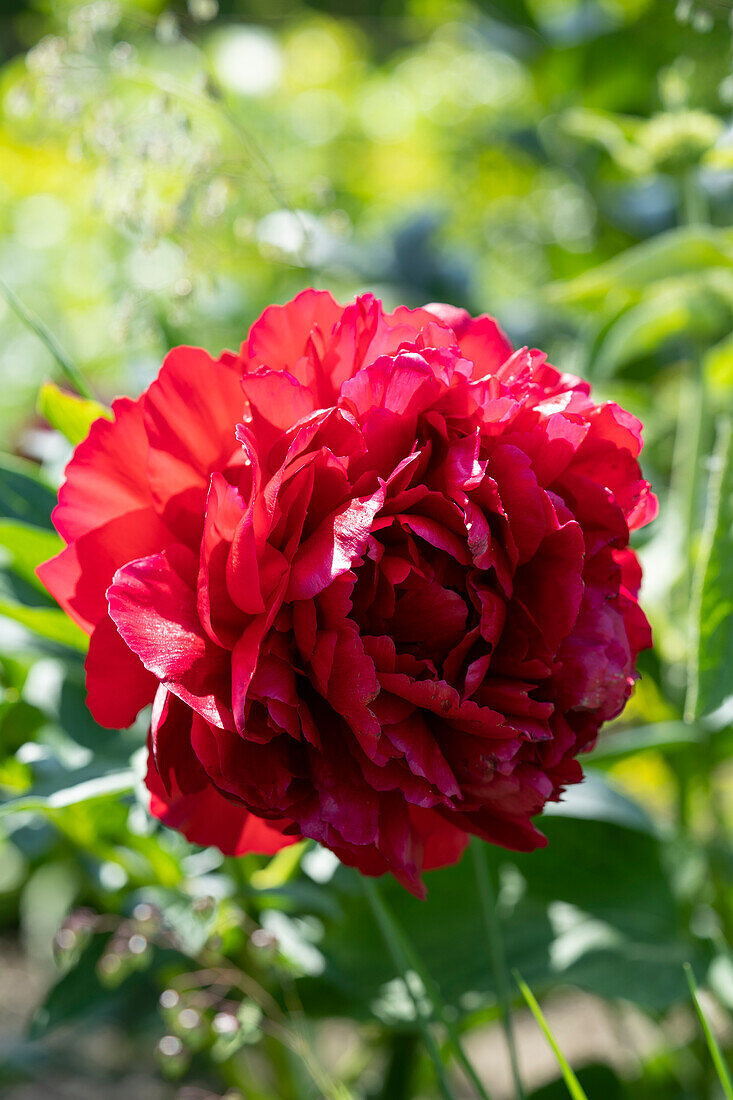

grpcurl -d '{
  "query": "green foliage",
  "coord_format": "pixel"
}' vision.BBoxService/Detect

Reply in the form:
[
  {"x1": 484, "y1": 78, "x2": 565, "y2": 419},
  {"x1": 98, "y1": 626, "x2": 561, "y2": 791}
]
[
  {"x1": 37, "y1": 383, "x2": 111, "y2": 446},
  {"x1": 0, "y1": 0, "x2": 732, "y2": 1096},
  {"x1": 516, "y1": 972, "x2": 589, "y2": 1100},
  {"x1": 685, "y1": 963, "x2": 733, "y2": 1100},
  {"x1": 686, "y1": 418, "x2": 733, "y2": 721}
]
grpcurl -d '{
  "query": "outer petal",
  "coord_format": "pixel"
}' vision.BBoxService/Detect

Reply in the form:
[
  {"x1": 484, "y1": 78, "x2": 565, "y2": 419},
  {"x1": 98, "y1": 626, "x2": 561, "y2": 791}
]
[
  {"x1": 37, "y1": 397, "x2": 169, "y2": 632},
  {"x1": 51, "y1": 396, "x2": 153, "y2": 543},
  {"x1": 409, "y1": 806, "x2": 470, "y2": 871},
  {"x1": 146, "y1": 715, "x2": 298, "y2": 856},
  {"x1": 143, "y1": 347, "x2": 246, "y2": 542},
  {"x1": 85, "y1": 614, "x2": 157, "y2": 728},
  {"x1": 245, "y1": 288, "x2": 343, "y2": 374}
]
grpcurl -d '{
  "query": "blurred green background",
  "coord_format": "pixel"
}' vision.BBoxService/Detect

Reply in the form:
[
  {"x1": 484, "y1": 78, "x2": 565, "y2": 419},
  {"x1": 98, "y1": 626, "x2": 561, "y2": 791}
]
[{"x1": 0, "y1": 0, "x2": 732, "y2": 1097}]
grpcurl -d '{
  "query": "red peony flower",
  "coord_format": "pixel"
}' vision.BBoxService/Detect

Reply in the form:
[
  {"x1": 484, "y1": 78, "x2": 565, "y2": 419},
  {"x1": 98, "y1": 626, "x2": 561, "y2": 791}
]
[{"x1": 38, "y1": 291, "x2": 656, "y2": 895}]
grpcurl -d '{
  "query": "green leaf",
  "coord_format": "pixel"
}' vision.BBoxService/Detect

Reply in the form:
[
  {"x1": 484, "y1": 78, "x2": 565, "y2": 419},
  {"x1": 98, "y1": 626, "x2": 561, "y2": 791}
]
[
  {"x1": 38, "y1": 382, "x2": 111, "y2": 446},
  {"x1": 0, "y1": 765, "x2": 135, "y2": 817},
  {"x1": 592, "y1": 272, "x2": 733, "y2": 377},
  {"x1": 0, "y1": 454, "x2": 56, "y2": 531},
  {"x1": 589, "y1": 722, "x2": 697, "y2": 762},
  {"x1": 542, "y1": 770, "x2": 655, "y2": 833},
  {"x1": 685, "y1": 964, "x2": 733, "y2": 1100},
  {"x1": 548, "y1": 227, "x2": 733, "y2": 307},
  {"x1": 0, "y1": 601, "x2": 87, "y2": 652},
  {"x1": 515, "y1": 972, "x2": 589, "y2": 1100},
  {"x1": 686, "y1": 417, "x2": 733, "y2": 721},
  {"x1": 0, "y1": 520, "x2": 62, "y2": 592},
  {"x1": 296, "y1": 778, "x2": 701, "y2": 1021}
]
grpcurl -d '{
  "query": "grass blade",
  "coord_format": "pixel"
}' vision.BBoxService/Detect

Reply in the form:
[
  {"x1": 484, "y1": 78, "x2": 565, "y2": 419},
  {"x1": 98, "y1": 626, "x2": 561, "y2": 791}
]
[
  {"x1": 514, "y1": 972, "x2": 589, "y2": 1100},
  {"x1": 684, "y1": 963, "x2": 733, "y2": 1100},
  {"x1": 0, "y1": 279, "x2": 94, "y2": 400}
]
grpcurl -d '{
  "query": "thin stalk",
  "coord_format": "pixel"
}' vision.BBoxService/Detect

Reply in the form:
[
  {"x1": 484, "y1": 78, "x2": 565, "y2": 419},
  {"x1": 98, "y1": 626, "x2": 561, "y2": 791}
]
[
  {"x1": 0, "y1": 279, "x2": 94, "y2": 400},
  {"x1": 363, "y1": 877, "x2": 455, "y2": 1100},
  {"x1": 378, "y1": 1033, "x2": 420, "y2": 1100},
  {"x1": 681, "y1": 167, "x2": 708, "y2": 226},
  {"x1": 471, "y1": 838, "x2": 526, "y2": 1099},
  {"x1": 685, "y1": 963, "x2": 733, "y2": 1100},
  {"x1": 514, "y1": 972, "x2": 589, "y2": 1100},
  {"x1": 363, "y1": 876, "x2": 494, "y2": 1100}
]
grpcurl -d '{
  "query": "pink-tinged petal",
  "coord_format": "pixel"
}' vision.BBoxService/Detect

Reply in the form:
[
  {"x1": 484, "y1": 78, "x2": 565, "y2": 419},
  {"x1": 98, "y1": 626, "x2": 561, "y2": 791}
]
[
  {"x1": 143, "y1": 347, "x2": 245, "y2": 543},
  {"x1": 322, "y1": 293, "x2": 410, "y2": 392},
  {"x1": 85, "y1": 613, "x2": 158, "y2": 728},
  {"x1": 287, "y1": 484, "x2": 386, "y2": 600},
  {"x1": 245, "y1": 288, "x2": 343, "y2": 374},
  {"x1": 424, "y1": 307, "x2": 513, "y2": 378},
  {"x1": 107, "y1": 544, "x2": 234, "y2": 729},
  {"x1": 241, "y1": 369, "x2": 319, "y2": 456},
  {"x1": 437, "y1": 430, "x2": 485, "y2": 494},
  {"x1": 422, "y1": 302, "x2": 474, "y2": 337},
  {"x1": 340, "y1": 352, "x2": 442, "y2": 419}
]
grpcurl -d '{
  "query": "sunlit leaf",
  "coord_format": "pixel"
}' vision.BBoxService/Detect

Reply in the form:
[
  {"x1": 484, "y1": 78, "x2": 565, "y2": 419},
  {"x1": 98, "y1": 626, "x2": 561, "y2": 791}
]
[
  {"x1": 37, "y1": 382, "x2": 111, "y2": 446},
  {"x1": 548, "y1": 227, "x2": 733, "y2": 306},
  {"x1": 686, "y1": 417, "x2": 733, "y2": 720}
]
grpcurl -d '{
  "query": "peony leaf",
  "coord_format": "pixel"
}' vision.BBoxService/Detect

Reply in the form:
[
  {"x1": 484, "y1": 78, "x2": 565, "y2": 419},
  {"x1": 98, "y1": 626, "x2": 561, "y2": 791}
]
[
  {"x1": 548, "y1": 226, "x2": 733, "y2": 306},
  {"x1": 686, "y1": 417, "x2": 733, "y2": 721},
  {"x1": 38, "y1": 382, "x2": 112, "y2": 446},
  {"x1": 0, "y1": 766, "x2": 135, "y2": 817},
  {"x1": 592, "y1": 271, "x2": 733, "y2": 377},
  {"x1": 0, "y1": 519, "x2": 86, "y2": 652},
  {"x1": 295, "y1": 782, "x2": 705, "y2": 1021},
  {"x1": 0, "y1": 519, "x2": 62, "y2": 592},
  {"x1": 0, "y1": 599, "x2": 87, "y2": 651},
  {"x1": 0, "y1": 453, "x2": 57, "y2": 530}
]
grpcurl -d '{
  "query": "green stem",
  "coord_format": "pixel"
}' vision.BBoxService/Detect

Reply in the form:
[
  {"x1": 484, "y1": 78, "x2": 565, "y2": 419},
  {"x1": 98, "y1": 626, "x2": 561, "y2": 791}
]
[
  {"x1": 0, "y1": 279, "x2": 94, "y2": 400},
  {"x1": 471, "y1": 838, "x2": 526, "y2": 1099},
  {"x1": 363, "y1": 877, "x2": 455, "y2": 1100},
  {"x1": 681, "y1": 167, "x2": 708, "y2": 226},
  {"x1": 364, "y1": 877, "x2": 494, "y2": 1099},
  {"x1": 378, "y1": 1033, "x2": 420, "y2": 1100}
]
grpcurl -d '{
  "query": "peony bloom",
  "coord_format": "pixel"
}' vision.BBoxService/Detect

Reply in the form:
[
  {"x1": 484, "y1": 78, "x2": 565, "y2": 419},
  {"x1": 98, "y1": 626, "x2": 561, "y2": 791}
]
[{"x1": 38, "y1": 292, "x2": 656, "y2": 895}]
